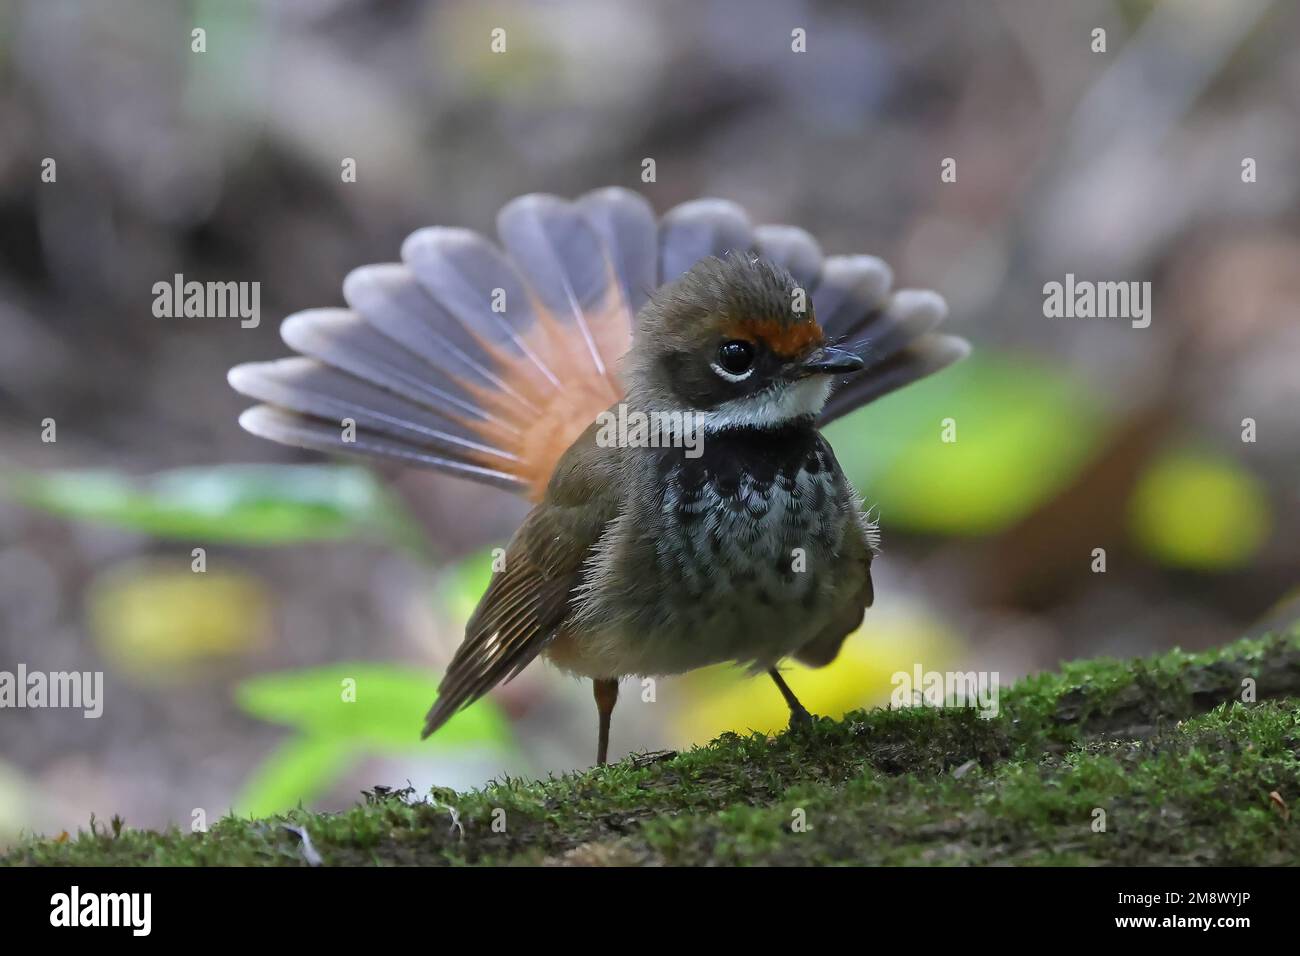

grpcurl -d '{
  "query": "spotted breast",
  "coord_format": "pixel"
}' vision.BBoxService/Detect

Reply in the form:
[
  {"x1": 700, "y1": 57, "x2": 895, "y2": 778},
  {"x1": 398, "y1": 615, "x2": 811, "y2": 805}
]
[{"x1": 558, "y1": 418, "x2": 875, "y2": 679}]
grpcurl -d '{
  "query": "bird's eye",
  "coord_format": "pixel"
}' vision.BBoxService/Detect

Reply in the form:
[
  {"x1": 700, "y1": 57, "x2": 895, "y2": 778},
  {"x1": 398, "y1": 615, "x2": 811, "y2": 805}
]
[{"x1": 715, "y1": 340, "x2": 755, "y2": 378}]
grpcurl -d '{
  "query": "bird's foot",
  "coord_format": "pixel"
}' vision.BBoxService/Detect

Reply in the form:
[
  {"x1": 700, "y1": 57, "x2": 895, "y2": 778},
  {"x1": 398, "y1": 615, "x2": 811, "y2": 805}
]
[{"x1": 787, "y1": 706, "x2": 816, "y2": 733}]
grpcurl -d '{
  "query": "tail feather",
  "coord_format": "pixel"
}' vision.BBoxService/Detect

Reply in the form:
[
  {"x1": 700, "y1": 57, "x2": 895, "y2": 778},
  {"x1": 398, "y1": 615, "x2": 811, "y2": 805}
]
[
  {"x1": 658, "y1": 198, "x2": 755, "y2": 283},
  {"x1": 754, "y1": 224, "x2": 824, "y2": 291},
  {"x1": 279, "y1": 309, "x2": 510, "y2": 429},
  {"x1": 342, "y1": 263, "x2": 529, "y2": 410},
  {"x1": 840, "y1": 288, "x2": 948, "y2": 368},
  {"x1": 401, "y1": 227, "x2": 562, "y2": 392},
  {"x1": 575, "y1": 187, "x2": 658, "y2": 319},
  {"x1": 496, "y1": 194, "x2": 625, "y2": 382},
  {"x1": 227, "y1": 358, "x2": 518, "y2": 466},
  {"x1": 820, "y1": 333, "x2": 971, "y2": 426},
  {"x1": 229, "y1": 188, "x2": 968, "y2": 502},
  {"x1": 812, "y1": 257, "x2": 954, "y2": 426},
  {"x1": 236, "y1": 405, "x2": 528, "y2": 493},
  {"x1": 813, "y1": 255, "x2": 893, "y2": 337}
]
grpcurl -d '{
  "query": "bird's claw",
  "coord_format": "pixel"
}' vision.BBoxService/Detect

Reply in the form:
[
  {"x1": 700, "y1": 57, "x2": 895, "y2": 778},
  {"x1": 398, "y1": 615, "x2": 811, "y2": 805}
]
[{"x1": 788, "y1": 707, "x2": 816, "y2": 732}]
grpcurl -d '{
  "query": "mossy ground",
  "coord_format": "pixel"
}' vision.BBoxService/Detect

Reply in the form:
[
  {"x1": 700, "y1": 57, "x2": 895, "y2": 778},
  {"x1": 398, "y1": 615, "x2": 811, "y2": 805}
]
[{"x1": 6, "y1": 629, "x2": 1299, "y2": 866}]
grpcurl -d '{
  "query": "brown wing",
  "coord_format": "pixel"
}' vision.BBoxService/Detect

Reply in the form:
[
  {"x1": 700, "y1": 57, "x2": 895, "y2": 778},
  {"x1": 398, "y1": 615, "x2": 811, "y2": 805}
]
[
  {"x1": 794, "y1": 476, "x2": 877, "y2": 669},
  {"x1": 421, "y1": 423, "x2": 621, "y2": 737}
]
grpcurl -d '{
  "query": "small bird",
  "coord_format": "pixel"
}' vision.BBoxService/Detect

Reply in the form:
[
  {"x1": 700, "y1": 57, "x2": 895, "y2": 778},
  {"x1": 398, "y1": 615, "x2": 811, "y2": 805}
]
[{"x1": 228, "y1": 188, "x2": 968, "y2": 765}]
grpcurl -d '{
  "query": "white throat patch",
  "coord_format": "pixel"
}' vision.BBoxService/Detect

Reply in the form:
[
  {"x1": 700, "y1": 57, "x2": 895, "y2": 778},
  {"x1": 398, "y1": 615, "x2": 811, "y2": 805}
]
[{"x1": 697, "y1": 376, "x2": 833, "y2": 433}]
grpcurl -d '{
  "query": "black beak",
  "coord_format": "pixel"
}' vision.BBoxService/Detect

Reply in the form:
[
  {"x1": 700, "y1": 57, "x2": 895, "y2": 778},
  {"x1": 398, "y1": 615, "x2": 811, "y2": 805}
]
[{"x1": 799, "y1": 346, "x2": 865, "y2": 376}]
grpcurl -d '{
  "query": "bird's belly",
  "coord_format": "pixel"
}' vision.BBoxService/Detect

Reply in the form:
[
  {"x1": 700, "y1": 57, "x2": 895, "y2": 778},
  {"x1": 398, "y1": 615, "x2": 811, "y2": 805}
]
[{"x1": 556, "y1": 473, "x2": 853, "y2": 678}]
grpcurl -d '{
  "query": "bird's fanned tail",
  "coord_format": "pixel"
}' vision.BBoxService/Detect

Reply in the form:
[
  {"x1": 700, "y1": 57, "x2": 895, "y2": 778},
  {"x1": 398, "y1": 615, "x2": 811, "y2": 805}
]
[
  {"x1": 229, "y1": 188, "x2": 968, "y2": 499},
  {"x1": 227, "y1": 187, "x2": 971, "y2": 742}
]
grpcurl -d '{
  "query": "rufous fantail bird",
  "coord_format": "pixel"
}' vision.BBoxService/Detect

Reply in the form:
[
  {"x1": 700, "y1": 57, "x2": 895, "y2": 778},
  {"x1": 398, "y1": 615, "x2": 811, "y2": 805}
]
[{"x1": 228, "y1": 188, "x2": 968, "y2": 765}]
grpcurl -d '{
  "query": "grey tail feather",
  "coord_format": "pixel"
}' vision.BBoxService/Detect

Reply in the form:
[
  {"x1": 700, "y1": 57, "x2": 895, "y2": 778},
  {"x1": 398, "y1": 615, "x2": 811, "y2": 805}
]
[
  {"x1": 754, "y1": 224, "x2": 824, "y2": 292},
  {"x1": 400, "y1": 226, "x2": 563, "y2": 389},
  {"x1": 657, "y1": 198, "x2": 756, "y2": 284},
  {"x1": 819, "y1": 333, "x2": 971, "y2": 427},
  {"x1": 813, "y1": 254, "x2": 893, "y2": 339},
  {"x1": 811, "y1": 250, "x2": 965, "y2": 424},
  {"x1": 495, "y1": 194, "x2": 618, "y2": 377},
  {"x1": 235, "y1": 403, "x2": 528, "y2": 494},
  {"x1": 576, "y1": 187, "x2": 658, "y2": 319},
  {"x1": 230, "y1": 191, "x2": 662, "y2": 495}
]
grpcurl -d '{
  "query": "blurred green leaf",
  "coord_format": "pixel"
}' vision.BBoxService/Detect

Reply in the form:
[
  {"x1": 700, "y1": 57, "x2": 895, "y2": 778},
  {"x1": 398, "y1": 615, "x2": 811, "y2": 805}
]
[
  {"x1": 441, "y1": 548, "x2": 499, "y2": 624},
  {"x1": 826, "y1": 350, "x2": 1105, "y2": 535},
  {"x1": 232, "y1": 736, "x2": 351, "y2": 819},
  {"x1": 1129, "y1": 448, "x2": 1270, "y2": 570},
  {"x1": 235, "y1": 662, "x2": 512, "y2": 751},
  {"x1": 4, "y1": 464, "x2": 422, "y2": 548},
  {"x1": 233, "y1": 662, "x2": 515, "y2": 816}
]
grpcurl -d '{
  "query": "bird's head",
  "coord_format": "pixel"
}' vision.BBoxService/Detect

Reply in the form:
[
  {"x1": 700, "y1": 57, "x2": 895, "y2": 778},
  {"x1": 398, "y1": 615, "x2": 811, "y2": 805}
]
[{"x1": 624, "y1": 252, "x2": 864, "y2": 430}]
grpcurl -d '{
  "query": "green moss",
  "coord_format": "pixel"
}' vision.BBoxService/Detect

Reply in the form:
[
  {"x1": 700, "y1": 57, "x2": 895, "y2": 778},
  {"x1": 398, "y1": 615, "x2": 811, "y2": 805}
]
[
  {"x1": 635, "y1": 700, "x2": 1300, "y2": 866},
  {"x1": 5, "y1": 628, "x2": 1299, "y2": 866}
]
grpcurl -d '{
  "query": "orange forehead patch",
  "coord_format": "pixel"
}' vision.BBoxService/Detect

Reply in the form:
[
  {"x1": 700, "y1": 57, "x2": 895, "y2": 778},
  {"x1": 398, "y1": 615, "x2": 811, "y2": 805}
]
[{"x1": 722, "y1": 317, "x2": 824, "y2": 359}]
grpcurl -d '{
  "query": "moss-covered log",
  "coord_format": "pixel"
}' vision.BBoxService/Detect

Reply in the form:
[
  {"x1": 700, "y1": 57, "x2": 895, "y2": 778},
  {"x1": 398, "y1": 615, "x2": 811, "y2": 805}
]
[{"x1": 5, "y1": 628, "x2": 1299, "y2": 866}]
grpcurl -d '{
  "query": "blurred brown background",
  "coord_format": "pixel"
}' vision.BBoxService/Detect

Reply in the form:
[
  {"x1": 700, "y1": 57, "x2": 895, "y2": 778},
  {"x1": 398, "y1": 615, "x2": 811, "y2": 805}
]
[{"x1": 0, "y1": 0, "x2": 1297, "y2": 840}]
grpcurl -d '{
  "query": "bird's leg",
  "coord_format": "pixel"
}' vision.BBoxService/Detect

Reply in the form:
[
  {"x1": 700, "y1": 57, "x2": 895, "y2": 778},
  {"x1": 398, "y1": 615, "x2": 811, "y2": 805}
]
[
  {"x1": 768, "y1": 668, "x2": 814, "y2": 731},
  {"x1": 593, "y1": 678, "x2": 619, "y2": 766}
]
